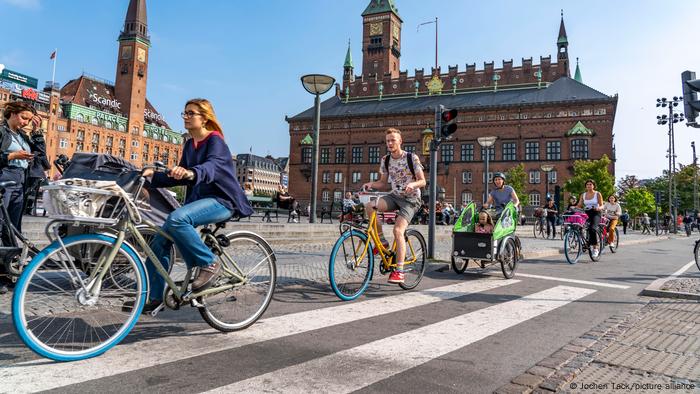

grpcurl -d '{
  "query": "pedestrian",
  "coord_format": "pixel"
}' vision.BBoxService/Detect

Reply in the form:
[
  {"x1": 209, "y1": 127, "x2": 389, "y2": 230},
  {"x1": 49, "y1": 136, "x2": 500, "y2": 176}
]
[
  {"x1": 620, "y1": 209, "x2": 630, "y2": 235},
  {"x1": 576, "y1": 179, "x2": 604, "y2": 257},
  {"x1": 603, "y1": 195, "x2": 622, "y2": 244},
  {"x1": 642, "y1": 213, "x2": 651, "y2": 234},
  {"x1": 21, "y1": 124, "x2": 50, "y2": 216},
  {"x1": 543, "y1": 198, "x2": 558, "y2": 238},
  {"x1": 139, "y1": 98, "x2": 254, "y2": 313},
  {"x1": 0, "y1": 101, "x2": 42, "y2": 294}
]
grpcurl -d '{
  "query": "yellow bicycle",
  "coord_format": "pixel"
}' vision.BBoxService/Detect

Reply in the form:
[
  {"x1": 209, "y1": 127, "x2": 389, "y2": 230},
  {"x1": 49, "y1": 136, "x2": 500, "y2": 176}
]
[{"x1": 329, "y1": 208, "x2": 426, "y2": 300}]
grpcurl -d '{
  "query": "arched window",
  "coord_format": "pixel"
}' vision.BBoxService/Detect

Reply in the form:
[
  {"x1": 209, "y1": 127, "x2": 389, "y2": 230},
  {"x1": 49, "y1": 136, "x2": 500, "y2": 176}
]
[
  {"x1": 91, "y1": 117, "x2": 98, "y2": 126},
  {"x1": 76, "y1": 113, "x2": 84, "y2": 123}
]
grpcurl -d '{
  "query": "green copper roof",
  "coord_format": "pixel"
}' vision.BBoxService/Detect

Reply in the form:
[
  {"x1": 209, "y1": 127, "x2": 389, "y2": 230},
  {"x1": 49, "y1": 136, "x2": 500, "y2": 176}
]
[
  {"x1": 300, "y1": 134, "x2": 313, "y2": 145},
  {"x1": 566, "y1": 121, "x2": 594, "y2": 137},
  {"x1": 574, "y1": 58, "x2": 582, "y2": 83},
  {"x1": 557, "y1": 13, "x2": 568, "y2": 45},
  {"x1": 362, "y1": 0, "x2": 400, "y2": 18},
  {"x1": 344, "y1": 40, "x2": 353, "y2": 68}
]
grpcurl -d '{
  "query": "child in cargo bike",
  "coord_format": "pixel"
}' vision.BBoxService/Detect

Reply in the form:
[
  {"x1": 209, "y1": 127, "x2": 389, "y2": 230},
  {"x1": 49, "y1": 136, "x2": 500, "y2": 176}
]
[{"x1": 475, "y1": 211, "x2": 494, "y2": 234}]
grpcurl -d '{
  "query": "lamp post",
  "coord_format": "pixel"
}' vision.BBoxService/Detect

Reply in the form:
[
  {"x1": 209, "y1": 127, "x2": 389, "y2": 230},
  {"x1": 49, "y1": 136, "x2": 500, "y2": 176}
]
[
  {"x1": 477, "y1": 136, "x2": 497, "y2": 203},
  {"x1": 301, "y1": 74, "x2": 336, "y2": 223},
  {"x1": 656, "y1": 96, "x2": 684, "y2": 233},
  {"x1": 693, "y1": 141, "x2": 698, "y2": 212},
  {"x1": 540, "y1": 164, "x2": 554, "y2": 202}
]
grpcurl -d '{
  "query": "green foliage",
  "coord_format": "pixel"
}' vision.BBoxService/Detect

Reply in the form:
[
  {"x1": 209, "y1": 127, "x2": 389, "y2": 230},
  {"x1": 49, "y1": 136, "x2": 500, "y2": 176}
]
[
  {"x1": 623, "y1": 187, "x2": 655, "y2": 218},
  {"x1": 642, "y1": 164, "x2": 698, "y2": 213},
  {"x1": 563, "y1": 155, "x2": 615, "y2": 200},
  {"x1": 505, "y1": 163, "x2": 528, "y2": 204},
  {"x1": 617, "y1": 175, "x2": 641, "y2": 200}
]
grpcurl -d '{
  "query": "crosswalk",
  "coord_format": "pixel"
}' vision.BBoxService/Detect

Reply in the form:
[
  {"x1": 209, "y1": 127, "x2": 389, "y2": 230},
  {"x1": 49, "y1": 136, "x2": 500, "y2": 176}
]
[{"x1": 1, "y1": 276, "x2": 598, "y2": 393}]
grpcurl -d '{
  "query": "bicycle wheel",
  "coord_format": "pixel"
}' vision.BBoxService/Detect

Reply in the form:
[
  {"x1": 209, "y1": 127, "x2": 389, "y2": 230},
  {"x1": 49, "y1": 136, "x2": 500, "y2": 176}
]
[
  {"x1": 451, "y1": 256, "x2": 468, "y2": 274},
  {"x1": 694, "y1": 241, "x2": 700, "y2": 271},
  {"x1": 399, "y1": 229, "x2": 426, "y2": 290},
  {"x1": 500, "y1": 238, "x2": 518, "y2": 279},
  {"x1": 589, "y1": 229, "x2": 603, "y2": 262},
  {"x1": 329, "y1": 229, "x2": 373, "y2": 301},
  {"x1": 609, "y1": 228, "x2": 619, "y2": 253},
  {"x1": 199, "y1": 232, "x2": 277, "y2": 332},
  {"x1": 13, "y1": 234, "x2": 146, "y2": 361},
  {"x1": 563, "y1": 229, "x2": 582, "y2": 264},
  {"x1": 560, "y1": 224, "x2": 566, "y2": 240}
]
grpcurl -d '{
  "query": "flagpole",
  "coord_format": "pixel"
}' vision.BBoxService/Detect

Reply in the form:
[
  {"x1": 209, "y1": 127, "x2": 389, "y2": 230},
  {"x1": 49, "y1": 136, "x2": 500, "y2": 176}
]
[{"x1": 51, "y1": 48, "x2": 57, "y2": 88}]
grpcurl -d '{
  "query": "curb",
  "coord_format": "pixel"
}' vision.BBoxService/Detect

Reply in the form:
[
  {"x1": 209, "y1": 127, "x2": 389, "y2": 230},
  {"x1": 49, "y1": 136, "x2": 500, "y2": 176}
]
[
  {"x1": 494, "y1": 302, "x2": 651, "y2": 394},
  {"x1": 641, "y1": 261, "x2": 700, "y2": 301}
]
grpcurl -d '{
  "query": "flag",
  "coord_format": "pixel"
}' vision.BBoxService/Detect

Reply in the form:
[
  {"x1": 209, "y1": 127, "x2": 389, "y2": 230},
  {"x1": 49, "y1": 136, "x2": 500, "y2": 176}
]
[
  {"x1": 49, "y1": 50, "x2": 56, "y2": 60},
  {"x1": 249, "y1": 146, "x2": 252, "y2": 154}
]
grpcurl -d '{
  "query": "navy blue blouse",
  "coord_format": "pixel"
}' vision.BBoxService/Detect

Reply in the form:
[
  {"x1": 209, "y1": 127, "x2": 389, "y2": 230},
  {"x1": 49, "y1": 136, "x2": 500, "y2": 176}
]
[{"x1": 151, "y1": 133, "x2": 254, "y2": 218}]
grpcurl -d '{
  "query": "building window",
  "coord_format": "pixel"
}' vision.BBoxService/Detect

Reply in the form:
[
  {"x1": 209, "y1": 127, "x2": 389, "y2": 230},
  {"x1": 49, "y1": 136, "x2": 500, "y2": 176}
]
[
  {"x1": 56, "y1": 124, "x2": 66, "y2": 132},
  {"x1": 405, "y1": 145, "x2": 415, "y2": 156},
  {"x1": 76, "y1": 142, "x2": 84, "y2": 152},
  {"x1": 369, "y1": 172, "x2": 379, "y2": 182},
  {"x1": 320, "y1": 148, "x2": 329, "y2": 164},
  {"x1": 132, "y1": 140, "x2": 139, "y2": 147},
  {"x1": 322, "y1": 171, "x2": 330, "y2": 184},
  {"x1": 130, "y1": 152, "x2": 138, "y2": 161},
  {"x1": 546, "y1": 141, "x2": 561, "y2": 160},
  {"x1": 548, "y1": 170, "x2": 557, "y2": 184},
  {"x1": 118, "y1": 124, "x2": 125, "y2": 132},
  {"x1": 369, "y1": 146, "x2": 380, "y2": 164},
  {"x1": 525, "y1": 142, "x2": 539, "y2": 161},
  {"x1": 441, "y1": 144, "x2": 454, "y2": 163},
  {"x1": 461, "y1": 192, "x2": 473, "y2": 205},
  {"x1": 335, "y1": 147, "x2": 346, "y2": 164},
  {"x1": 482, "y1": 172, "x2": 493, "y2": 183},
  {"x1": 76, "y1": 130, "x2": 85, "y2": 141},
  {"x1": 352, "y1": 147, "x2": 363, "y2": 164},
  {"x1": 76, "y1": 113, "x2": 85, "y2": 123},
  {"x1": 91, "y1": 117, "x2": 98, "y2": 126},
  {"x1": 301, "y1": 147, "x2": 311, "y2": 164},
  {"x1": 571, "y1": 139, "x2": 589, "y2": 159},
  {"x1": 462, "y1": 171, "x2": 472, "y2": 184},
  {"x1": 461, "y1": 143, "x2": 474, "y2": 161},
  {"x1": 322, "y1": 190, "x2": 330, "y2": 202},
  {"x1": 105, "y1": 121, "x2": 113, "y2": 129},
  {"x1": 119, "y1": 138, "x2": 126, "y2": 148},
  {"x1": 502, "y1": 142, "x2": 516, "y2": 161},
  {"x1": 334, "y1": 172, "x2": 343, "y2": 183},
  {"x1": 529, "y1": 170, "x2": 541, "y2": 184},
  {"x1": 352, "y1": 172, "x2": 361, "y2": 183},
  {"x1": 59, "y1": 138, "x2": 68, "y2": 149},
  {"x1": 91, "y1": 134, "x2": 99, "y2": 143},
  {"x1": 481, "y1": 145, "x2": 495, "y2": 161},
  {"x1": 529, "y1": 192, "x2": 541, "y2": 207}
]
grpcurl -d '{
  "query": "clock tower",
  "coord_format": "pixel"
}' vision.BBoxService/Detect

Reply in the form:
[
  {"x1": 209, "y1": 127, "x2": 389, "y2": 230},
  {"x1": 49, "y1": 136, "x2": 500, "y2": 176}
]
[
  {"x1": 361, "y1": 0, "x2": 402, "y2": 79},
  {"x1": 114, "y1": 0, "x2": 150, "y2": 139}
]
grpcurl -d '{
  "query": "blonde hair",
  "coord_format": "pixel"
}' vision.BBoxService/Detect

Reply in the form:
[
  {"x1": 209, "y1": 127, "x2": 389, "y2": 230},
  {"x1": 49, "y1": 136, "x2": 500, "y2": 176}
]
[
  {"x1": 385, "y1": 127, "x2": 402, "y2": 136},
  {"x1": 185, "y1": 98, "x2": 224, "y2": 134}
]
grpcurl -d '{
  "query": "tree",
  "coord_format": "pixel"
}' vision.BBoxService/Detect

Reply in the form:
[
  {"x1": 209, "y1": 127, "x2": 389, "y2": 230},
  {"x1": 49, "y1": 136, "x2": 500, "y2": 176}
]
[
  {"x1": 623, "y1": 187, "x2": 655, "y2": 219},
  {"x1": 564, "y1": 155, "x2": 615, "y2": 200},
  {"x1": 505, "y1": 163, "x2": 528, "y2": 204},
  {"x1": 617, "y1": 175, "x2": 641, "y2": 200}
]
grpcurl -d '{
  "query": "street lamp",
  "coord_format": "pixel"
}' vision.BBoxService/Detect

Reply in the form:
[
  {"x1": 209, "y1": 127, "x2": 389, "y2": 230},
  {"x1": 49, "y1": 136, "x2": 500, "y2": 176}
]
[
  {"x1": 693, "y1": 141, "x2": 698, "y2": 212},
  {"x1": 657, "y1": 96, "x2": 684, "y2": 232},
  {"x1": 301, "y1": 74, "x2": 335, "y2": 223},
  {"x1": 540, "y1": 164, "x2": 554, "y2": 202},
  {"x1": 477, "y1": 136, "x2": 497, "y2": 203}
]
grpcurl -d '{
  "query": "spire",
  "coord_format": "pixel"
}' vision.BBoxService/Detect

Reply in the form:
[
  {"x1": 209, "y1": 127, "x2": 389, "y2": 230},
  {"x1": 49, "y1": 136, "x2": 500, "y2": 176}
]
[
  {"x1": 344, "y1": 39, "x2": 353, "y2": 69},
  {"x1": 119, "y1": 0, "x2": 149, "y2": 44},
  {"x1": 574, "y1": 57, "x2": 583, "y2": 83},
  {"x1": 557, "y1": 9, "x2": 568, "y2": 45}
]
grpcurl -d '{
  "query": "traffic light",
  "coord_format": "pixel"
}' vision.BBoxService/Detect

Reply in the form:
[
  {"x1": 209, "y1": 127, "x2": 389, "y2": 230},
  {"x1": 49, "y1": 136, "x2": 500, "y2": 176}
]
[
  {"x1": 682, "y1": 70, "x2": 700, "y2": 128},
  {"x1": 439, "y1": 107, "x2": 458, "y2": 139}
]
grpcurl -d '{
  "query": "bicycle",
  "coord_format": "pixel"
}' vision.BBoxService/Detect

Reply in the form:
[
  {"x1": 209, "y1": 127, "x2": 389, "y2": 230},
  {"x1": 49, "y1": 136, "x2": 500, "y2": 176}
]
[
  {"x1": 0, "y1": 181, "x2": 43, "y2": 281},
  {"x1": 562, "y1": 210, "x2": 604, "y2": 264},
  {"x1": 329, "y1": 206, "x2": 426, "y2": 301},
  {"x1": 12, "y1": 164, "x2": 277, "y2": 361},
  {"x1": 533, "y1": 216, "x2": 545, "y2": 238}
]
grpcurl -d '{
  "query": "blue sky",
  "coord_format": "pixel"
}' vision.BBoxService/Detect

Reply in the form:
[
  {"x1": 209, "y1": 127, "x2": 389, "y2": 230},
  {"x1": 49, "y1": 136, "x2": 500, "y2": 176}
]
[{"x1": 2, "y1": 0, "x2": 700, "y2": 180}]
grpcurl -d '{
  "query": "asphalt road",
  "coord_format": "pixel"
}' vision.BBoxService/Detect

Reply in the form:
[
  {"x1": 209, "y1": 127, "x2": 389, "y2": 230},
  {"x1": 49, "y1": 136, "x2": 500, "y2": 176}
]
[{"x1": 0, "y1": 235, "x2": 695, "y2": 393}]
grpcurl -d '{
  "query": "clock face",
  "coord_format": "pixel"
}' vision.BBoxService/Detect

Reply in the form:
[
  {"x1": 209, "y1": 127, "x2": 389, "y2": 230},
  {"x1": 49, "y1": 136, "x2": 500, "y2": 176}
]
[
  {"x1": 369, "y1": 22, "x2": 382, "y2": 36},
  {"x1": 137, "y1": 47, "x2": 146, "y2": 63},
  {"x1": 393, "y1": 24, "x2": 400, "y2": 40}
]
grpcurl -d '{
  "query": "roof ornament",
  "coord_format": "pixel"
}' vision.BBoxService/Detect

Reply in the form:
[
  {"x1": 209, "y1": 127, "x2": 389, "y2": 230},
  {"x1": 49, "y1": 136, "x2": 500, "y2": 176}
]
[
  {"x1": 534, "y1": 68, "x2": 543, "y2": 89},
  {"x1": 492, "y1": 73, "x2": 501, "y2": 92},
  {"x1": 427, "y1": 75, "x2": 443, "y2": 95},
  {"x1": 451, "y1": 77, "x2": 458, "y2": 95}
]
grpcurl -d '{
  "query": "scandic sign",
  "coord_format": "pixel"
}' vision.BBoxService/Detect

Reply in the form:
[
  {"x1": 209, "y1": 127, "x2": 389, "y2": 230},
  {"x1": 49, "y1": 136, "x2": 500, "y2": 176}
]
[
  {"x1": 88, "y1": 93, "x2": 121, "y2": 110},
  {"x1": 0, "y1": 69, "x2": 38, "y2": 89}
]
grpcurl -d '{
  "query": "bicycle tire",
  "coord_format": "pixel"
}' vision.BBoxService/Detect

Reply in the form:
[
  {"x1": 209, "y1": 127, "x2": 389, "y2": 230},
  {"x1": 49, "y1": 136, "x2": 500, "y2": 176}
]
[
  {"x1": 589, "y1": 228, "x2": 603, "y2": 262},
  {"x1": 451, "y1": 256, "x2": 468, "y2": 274},
  {"x1": 609, "y1": 228, "x2": 619, "y2": 253},
  {"x1": 500, "y1": 238, "x2": 518, "y2": 278},
  {"x1": 694, "y1": 241, "x2": 700, "y2": 271},
  {"x1": 563, "y1": 228, "x2": 582, "y2": 264},
  {"x1": 328, "y1": 229, "x2": 373, "y2": 301},
  {"x1": 198, "y1": 232, "x2": 277, "y2": 332},
  {"x1": 399, "y1": 229, "x2": 426, "y2": 290},
  {"x1": 13, "y1": 234, "x2": 146, "y2": 361}
]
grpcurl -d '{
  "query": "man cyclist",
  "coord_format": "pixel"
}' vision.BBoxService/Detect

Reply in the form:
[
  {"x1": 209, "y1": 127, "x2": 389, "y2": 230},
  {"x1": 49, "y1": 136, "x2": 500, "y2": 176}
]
[
  {"x1": 483, "y1": 172, "x2": 520, "y2": 218},
  {"x1": 361, "y1": 128, "x2": 426, "y2": 284}
]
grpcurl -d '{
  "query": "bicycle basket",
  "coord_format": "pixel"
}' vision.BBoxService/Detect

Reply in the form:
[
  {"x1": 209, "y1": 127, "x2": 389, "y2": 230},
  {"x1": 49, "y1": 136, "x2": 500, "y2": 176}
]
[
  {"x1": 42, "y1": 178, "x2": 140, "y2": 224},
  {"x1": 563, "y1": 212, "x2": 587, "y2": 226}
]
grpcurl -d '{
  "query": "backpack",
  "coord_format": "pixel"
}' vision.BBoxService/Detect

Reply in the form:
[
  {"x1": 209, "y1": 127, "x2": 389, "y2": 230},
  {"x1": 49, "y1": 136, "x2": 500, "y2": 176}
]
[{"x1": 383, "y1": 152, "x2": 416, "y2": 180}]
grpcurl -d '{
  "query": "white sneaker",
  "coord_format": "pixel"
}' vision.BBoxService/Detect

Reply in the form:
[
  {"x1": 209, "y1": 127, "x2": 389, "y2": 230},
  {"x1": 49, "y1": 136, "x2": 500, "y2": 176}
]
[{"x1": 592, "y1": 248, "x2": 599, "y2": 258}]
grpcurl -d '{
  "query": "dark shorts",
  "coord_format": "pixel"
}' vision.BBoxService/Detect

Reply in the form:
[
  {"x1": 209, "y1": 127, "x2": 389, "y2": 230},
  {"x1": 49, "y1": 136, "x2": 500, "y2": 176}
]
[{"x1": 379, "y1": 193, "x2": 421, "y2": 222}]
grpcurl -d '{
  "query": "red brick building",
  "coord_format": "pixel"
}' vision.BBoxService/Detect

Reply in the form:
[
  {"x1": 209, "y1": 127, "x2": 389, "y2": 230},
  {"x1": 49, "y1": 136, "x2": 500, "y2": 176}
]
[
  {"x1": 0, "y1": 0, "x2": 183, "y2": 175},
  {"x1": 287, "y1": 0, "x2": 617, "y2": 210}
]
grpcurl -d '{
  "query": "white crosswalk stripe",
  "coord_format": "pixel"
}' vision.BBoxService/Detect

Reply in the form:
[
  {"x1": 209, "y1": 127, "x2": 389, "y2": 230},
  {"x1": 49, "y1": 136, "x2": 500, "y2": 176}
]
[
  {"x1": 1, "y1": 277, "x2": 519, "y2": 393},
  {"x1": 206, "y1": 285, "x2": 596, "y2": 394}
]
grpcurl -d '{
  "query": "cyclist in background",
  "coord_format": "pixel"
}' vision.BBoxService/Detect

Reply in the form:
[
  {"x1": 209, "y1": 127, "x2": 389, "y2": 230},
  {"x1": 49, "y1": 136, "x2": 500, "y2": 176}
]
[
  {"x1": 576, "y1": 179, "x2": 604, "y2": 257},
  {"x1": 603, "y1": 195, "x2": 621, "y2": 244}
]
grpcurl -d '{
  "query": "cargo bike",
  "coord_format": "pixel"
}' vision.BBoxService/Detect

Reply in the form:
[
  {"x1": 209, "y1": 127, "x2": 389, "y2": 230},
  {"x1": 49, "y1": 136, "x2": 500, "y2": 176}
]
[{"x1": 450, "y1": 201, "x2": 522, "y2": 278}]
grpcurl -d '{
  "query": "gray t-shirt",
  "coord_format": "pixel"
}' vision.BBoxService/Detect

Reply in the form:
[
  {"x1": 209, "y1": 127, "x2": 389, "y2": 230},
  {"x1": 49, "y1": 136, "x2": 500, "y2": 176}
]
[{"x1": 489, "y1": 185, "x2": 515, "y2": 209}]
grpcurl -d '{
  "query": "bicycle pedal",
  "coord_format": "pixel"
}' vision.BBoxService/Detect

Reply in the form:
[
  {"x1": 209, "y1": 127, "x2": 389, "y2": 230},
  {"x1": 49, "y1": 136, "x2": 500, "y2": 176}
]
[
  {"x1": 190, "y1": 298, "x2": 205, "y2": 309},
  {"x1": 150, "y1": 303, "x2": 165, "y2": 317}
]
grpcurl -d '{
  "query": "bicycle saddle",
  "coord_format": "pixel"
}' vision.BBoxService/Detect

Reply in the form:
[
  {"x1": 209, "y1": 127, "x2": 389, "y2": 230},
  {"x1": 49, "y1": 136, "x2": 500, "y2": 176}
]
[{"x1": 0, "y1": 181, "x2": 17, "y2": 191}]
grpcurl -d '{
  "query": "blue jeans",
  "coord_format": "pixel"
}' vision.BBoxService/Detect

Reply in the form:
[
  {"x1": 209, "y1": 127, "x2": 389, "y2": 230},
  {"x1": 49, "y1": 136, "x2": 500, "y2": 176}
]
[{"x1": 145, "y1": 198, "x2": 233, "y2": 301}]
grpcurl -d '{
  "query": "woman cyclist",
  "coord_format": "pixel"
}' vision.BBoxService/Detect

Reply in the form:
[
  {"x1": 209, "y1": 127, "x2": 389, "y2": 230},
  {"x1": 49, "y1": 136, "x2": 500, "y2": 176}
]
[
  {"x1": 603, "y1": 195, "x2": 621, "y2": 245},
  {"x1": 483, "y1": 172, "x2": 520, "y2": 218},
  {"x1": 139, "y1": 98, "x2": 253, "y2": 313},
  {"x1": 576, "y1": 179, "x2": 604, "y2": 257}
]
